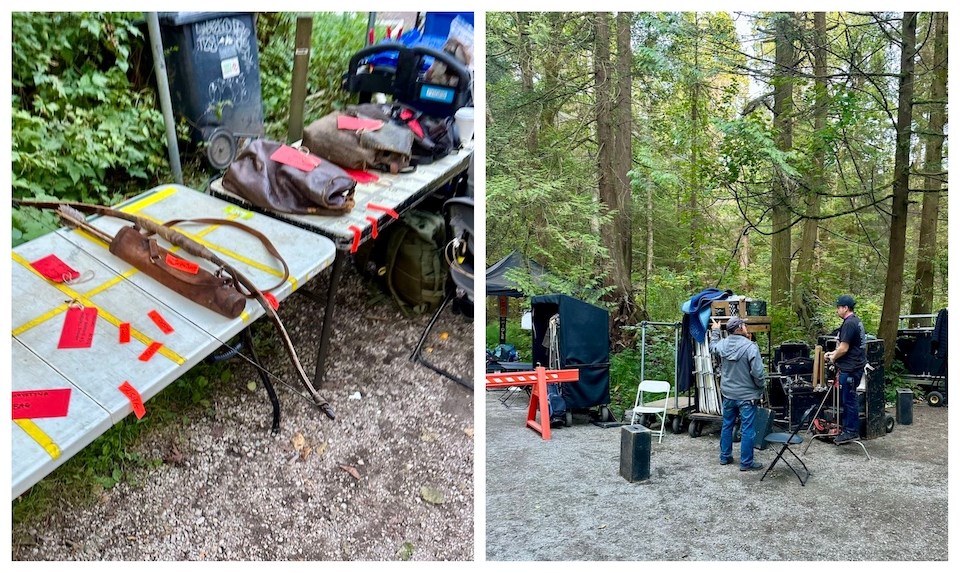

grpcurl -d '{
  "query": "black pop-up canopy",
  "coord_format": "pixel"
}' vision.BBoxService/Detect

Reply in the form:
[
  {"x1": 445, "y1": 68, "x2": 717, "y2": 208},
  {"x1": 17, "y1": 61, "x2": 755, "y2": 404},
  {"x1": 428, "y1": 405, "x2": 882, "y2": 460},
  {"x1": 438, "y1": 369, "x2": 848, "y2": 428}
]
[
  {"x1": 531, "y1": 294, "x2": 611, "y2": 411},
  {"x1": 485, "y1": 250, "x2": 549, "y2": 298}
]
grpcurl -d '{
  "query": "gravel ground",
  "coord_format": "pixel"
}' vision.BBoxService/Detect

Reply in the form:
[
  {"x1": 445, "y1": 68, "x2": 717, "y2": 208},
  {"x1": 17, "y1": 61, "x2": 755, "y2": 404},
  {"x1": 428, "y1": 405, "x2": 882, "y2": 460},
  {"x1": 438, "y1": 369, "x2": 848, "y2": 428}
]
[
  {"x1": 11, "y1": 264, "x2": 475, "y2": 561},
  {"x1": 485, "y1": 390, "x2": 949, "y2": 561}
]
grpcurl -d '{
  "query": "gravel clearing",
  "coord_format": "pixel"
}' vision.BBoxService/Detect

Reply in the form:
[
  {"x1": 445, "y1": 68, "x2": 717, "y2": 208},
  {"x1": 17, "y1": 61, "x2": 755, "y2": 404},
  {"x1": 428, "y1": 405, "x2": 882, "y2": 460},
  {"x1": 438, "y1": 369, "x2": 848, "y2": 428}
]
[
  {"x1": 11, "y1": 264, "x2": 474, "y2": 561},
  {"x1": 485, "y1": 390, "x2": 948, "y2": 561}
]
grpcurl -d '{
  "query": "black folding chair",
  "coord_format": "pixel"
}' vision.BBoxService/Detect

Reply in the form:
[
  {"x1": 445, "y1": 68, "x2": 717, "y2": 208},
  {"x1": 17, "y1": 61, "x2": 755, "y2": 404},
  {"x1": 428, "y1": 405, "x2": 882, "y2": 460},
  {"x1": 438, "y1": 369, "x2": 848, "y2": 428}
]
[{"x1": 760, "y1": 405, "x2": 817, "y2": 486}]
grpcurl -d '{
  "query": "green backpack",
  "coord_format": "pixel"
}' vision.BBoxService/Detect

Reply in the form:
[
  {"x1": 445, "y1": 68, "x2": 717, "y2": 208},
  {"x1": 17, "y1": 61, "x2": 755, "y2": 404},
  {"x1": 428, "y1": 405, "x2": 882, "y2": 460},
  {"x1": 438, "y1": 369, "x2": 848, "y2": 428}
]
[{"x1": 360, "y1": 209, "x2": 449, "y2": 315}]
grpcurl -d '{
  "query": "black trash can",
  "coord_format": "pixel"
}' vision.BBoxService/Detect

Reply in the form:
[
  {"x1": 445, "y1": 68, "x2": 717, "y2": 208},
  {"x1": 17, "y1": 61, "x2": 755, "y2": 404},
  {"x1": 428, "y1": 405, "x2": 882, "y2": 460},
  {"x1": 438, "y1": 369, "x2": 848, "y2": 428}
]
[
  {"x1": 896, "y1": 388, "x2": 914, "y2": 425},
  {"x1": 157, "y1": 12, "x2": 264, "y2": 168}
]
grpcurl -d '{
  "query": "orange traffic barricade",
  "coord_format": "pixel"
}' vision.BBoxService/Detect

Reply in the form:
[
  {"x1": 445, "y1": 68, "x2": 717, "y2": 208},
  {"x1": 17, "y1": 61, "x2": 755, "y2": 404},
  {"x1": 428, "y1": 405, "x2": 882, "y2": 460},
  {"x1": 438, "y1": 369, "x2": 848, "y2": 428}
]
[{"x1": 486, "y1": 366, "x2": 579, "y2": 440}]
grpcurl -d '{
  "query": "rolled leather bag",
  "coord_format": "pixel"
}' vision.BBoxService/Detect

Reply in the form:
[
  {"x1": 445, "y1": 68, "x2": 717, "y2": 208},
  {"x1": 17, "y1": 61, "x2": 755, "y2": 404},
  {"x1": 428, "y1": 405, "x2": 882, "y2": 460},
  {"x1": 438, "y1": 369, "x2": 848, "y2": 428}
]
[
  {"x1": 302, "y1": 111, "x2": 414, "y2": 174},
  {"x1": 109, "y1": 226, "x2": 247, "y2": 319},
  {"x1": 222, "y1": 139, "x2": 357, "y2": 215}
]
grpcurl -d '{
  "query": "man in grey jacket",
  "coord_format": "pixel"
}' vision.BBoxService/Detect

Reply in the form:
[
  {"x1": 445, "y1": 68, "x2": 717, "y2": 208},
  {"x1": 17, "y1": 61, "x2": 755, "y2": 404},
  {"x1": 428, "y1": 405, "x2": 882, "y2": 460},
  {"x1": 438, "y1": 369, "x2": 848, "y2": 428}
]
[{"x1": 710, "y1": 316, "x2": 767, "y2": 471}]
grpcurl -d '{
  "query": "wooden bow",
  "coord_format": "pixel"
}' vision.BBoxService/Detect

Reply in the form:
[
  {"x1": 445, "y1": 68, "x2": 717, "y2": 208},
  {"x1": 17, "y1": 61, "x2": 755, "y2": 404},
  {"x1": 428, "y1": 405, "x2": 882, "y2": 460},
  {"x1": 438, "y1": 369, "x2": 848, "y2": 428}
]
[{"x1": 15, "y1": 199, "x2": 336, "y2": 420}]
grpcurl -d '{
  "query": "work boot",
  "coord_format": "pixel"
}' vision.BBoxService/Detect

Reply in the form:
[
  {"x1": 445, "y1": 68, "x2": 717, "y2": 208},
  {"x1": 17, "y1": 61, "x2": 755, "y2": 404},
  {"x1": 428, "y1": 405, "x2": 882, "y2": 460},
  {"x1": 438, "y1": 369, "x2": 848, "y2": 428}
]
[
  {"x1": 719, "y1": 457, "x2": 732, "y2": 466},
  {"x1": 740, "y1": 461, "x2": 764, "y2": 471},
  {"x1": 834, "y1": 432, "x2": 858, "y2": 444}
]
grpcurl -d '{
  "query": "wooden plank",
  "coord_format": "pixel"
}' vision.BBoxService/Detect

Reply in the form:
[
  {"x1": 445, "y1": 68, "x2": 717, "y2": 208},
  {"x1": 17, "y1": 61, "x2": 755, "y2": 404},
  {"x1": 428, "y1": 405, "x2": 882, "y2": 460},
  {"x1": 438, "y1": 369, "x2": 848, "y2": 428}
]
[
  {"x1": 11, "y1": 339, "x2": 113, "y2": 498},
  {"x1": 209, "y1": 144, "x2": 473, "y2": 248}
]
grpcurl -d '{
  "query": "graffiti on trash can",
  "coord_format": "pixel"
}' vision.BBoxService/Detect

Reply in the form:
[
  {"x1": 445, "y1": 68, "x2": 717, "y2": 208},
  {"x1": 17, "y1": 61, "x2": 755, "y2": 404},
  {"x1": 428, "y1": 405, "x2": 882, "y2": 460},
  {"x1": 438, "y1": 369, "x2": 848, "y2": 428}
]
[{"x1": 193, "y1": 17, "x2": 257, "y2": 112}]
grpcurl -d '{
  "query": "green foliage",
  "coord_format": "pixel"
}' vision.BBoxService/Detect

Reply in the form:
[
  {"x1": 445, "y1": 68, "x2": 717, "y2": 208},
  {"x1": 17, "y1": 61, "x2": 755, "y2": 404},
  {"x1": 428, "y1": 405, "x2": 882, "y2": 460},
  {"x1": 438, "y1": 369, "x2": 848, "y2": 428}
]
[
  {"x1": 257, "y1": 12, "x2": 369, "y2": 136},
  {"x1": 11, "y1": 12, "x2": 169, "y2": 244}
]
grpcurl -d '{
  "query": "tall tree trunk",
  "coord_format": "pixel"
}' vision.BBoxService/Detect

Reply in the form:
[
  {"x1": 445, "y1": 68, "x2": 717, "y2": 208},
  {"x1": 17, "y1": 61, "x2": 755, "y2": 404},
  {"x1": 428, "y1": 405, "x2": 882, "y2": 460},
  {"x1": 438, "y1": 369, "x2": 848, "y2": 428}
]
[
  {"x1": 909, "y1": 12, "x2": 947, "y2": 325},
  {"x1": 517, "y1": 12, "x2": 539, "y2": 153},
  {"x1": 614, "y1": 12, "x2": 635, "y2": 327},
  {"x1": 771, "y1": 13, "x2": 796, "y2": 310},
  {"x1": 595, "y1": 12, "x2": 634, "y2": 339},
  {"x1": 688, "y1": 15, "x2": 702, "y2": 272},
  {"x1": 793, "y1": 12, "x2": 827, "y2": 333},
  {"x1": 879, "y1": 12, "x2": 918, "y2": 366}
]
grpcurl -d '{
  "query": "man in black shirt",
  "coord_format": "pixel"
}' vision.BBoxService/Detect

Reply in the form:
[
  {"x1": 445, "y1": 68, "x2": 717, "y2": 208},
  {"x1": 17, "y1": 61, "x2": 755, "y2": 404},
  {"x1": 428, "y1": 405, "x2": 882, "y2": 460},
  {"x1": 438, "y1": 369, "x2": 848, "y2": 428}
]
[{"x1": 824, "y1": 294, "x2": 867, "y2": 444}]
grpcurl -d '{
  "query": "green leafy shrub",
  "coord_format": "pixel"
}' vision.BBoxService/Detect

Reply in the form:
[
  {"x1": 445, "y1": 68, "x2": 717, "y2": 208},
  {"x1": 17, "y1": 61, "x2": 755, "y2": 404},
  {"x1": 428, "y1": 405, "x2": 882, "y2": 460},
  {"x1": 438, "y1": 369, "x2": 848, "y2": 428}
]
[{"x1": 12, "y1": 12, "x2": 169, "y2": 244}]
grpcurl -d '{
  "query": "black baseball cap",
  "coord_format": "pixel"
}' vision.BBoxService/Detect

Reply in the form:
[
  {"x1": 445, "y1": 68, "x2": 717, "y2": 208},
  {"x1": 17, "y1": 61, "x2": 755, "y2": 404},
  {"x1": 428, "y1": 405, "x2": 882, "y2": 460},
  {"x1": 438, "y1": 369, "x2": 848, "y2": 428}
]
[{"x1": 836, "y1": 294, "x2": 856, "y2": 309}]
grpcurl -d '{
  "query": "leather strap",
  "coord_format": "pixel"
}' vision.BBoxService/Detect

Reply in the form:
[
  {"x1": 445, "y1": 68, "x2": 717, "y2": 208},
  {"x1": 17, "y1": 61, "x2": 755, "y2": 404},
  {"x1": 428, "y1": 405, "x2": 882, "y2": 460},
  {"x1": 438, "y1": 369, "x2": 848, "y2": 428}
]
[{"x1": 161, "y1": 218, "x2": 291, "y2": 297}]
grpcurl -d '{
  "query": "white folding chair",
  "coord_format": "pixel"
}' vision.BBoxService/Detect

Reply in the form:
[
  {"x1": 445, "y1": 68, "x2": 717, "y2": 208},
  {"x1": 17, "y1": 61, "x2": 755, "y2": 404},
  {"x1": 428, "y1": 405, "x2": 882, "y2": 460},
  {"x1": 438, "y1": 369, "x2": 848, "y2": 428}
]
[{"x1": 630, "y1": 380, "x2": 672, "y2": 444}]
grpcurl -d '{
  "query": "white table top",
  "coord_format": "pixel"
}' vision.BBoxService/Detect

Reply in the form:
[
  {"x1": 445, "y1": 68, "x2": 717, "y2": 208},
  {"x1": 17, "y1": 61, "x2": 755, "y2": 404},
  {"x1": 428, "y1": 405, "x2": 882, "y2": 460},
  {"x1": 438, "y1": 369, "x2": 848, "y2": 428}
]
[
  {"x1": 209, "y1": 143, "x2": 473, "y2": 249},
  {"x1": 11, "y1": 184, "x2": 336, "y2": 497}
]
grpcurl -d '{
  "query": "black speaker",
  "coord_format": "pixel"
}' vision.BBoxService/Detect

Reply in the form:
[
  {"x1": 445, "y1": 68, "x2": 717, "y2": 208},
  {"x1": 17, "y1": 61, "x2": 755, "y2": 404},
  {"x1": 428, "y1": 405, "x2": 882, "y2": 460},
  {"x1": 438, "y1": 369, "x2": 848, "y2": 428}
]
[
  {"x1": 896, "y1": 388, "x2": 914, "y2": 425},
  {"x1": 620, "y1": 425, "x2": 651, "y2": 482}
]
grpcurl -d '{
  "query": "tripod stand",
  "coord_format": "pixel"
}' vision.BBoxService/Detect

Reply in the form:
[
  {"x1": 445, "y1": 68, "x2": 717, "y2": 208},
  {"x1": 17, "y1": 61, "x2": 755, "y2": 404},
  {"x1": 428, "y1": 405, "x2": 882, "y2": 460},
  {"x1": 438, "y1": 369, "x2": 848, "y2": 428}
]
[{"x1": 802, "y1": 368, "x2": 871, "y2": 460}]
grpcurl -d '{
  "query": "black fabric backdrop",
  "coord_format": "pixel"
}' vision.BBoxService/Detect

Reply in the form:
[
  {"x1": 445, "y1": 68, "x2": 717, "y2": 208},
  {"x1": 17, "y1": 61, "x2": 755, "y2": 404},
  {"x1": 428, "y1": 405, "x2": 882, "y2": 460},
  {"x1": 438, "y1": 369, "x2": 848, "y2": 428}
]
[{"x1": 530, "y1": 294, "x2": 611, "y2": 410}]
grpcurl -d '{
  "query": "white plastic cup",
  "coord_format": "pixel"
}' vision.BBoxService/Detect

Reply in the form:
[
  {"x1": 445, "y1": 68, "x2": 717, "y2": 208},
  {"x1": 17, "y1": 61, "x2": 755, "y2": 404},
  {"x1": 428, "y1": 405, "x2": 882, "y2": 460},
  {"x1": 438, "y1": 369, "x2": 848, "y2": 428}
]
[{"x1": 455, "y1": 106, "x2": 475, "y2": 144}]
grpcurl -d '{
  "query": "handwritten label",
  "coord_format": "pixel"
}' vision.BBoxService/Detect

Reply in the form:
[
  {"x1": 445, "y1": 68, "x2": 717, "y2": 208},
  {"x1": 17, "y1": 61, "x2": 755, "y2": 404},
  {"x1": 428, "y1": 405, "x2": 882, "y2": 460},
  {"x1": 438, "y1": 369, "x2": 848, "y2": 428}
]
[
  {"x1": 118, "y1": 322, "x2": 131, "y2": 344},
  {"x1": 223, "y1": 205, "x2": 253, "y2": 220},
  {"x1": 12, "y1": 388, "x2": 72, "y2": 419},
  {"x1": 139, "y1": 341, "x2": 163, "y2": 362},
  {"x1": 270, "y1": 144, "x2": 321, "y2": 172},
  {"x1": 337, "y1": 115, "x2": 384, "y2": 131},
  {"x1": 31, "y1": 254, "x2": 80, "y2": 283},
  {"x1": 58, "y1": 306, "x2": 98, "y2": 349},
  {"x1": 147, "y1": 310, "x2": 174, "y2": 335},
  {"x1": 263, "y1": 292, "x2": 279, "y2": 311},
  {"x1": 118, "y1": 381, "x2": 146, "y2": 419},
  {"x1": 165, "y1": 254, "x2": 199, "y2": 274}
]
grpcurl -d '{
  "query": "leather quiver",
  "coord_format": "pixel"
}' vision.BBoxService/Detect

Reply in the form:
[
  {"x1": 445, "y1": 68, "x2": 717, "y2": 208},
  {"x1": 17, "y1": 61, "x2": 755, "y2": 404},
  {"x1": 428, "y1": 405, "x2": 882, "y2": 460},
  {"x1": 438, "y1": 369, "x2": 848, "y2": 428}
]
[{"x1": 109, "y1": 226, "x2": 247, "y2": 319}]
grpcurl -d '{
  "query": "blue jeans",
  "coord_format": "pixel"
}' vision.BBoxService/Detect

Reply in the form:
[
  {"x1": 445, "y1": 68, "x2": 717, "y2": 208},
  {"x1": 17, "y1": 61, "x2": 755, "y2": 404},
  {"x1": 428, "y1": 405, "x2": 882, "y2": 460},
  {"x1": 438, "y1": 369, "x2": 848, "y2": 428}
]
[
  {"x1": 720, "y1": 398, "x2": 757, "y2": 469},
  {"x1": 839, "y1": 369, "x2": 863, "y2": 435}
]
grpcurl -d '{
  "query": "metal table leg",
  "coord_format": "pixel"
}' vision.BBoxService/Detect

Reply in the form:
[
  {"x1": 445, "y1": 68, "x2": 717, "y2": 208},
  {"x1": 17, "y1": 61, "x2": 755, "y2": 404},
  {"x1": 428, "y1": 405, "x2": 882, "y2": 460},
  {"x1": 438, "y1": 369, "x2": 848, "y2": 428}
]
[
  {"x1": 311, "y1": 249, "x2": 346, "y2": 387},
  {"x1": 241, "y1": 327, "x2": 281, "y2": 433}
]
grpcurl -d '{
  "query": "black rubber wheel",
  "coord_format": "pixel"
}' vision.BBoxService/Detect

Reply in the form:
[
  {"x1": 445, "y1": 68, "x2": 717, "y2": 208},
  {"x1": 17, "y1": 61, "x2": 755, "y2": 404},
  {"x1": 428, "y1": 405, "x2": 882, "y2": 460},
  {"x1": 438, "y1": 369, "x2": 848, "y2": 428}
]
[
  {"x1": 564, "y1": 410, "x2": 573, "y2": 427},
  {"x1": 599, "y1": 405, "x2": 613, "y2": 422},
  {"x1": 206, "y1": 128, "x2": 237, "y2": 170},
  {"x1": 885, "y1": 415, "x2": 895, "y2": 433},
  {"x1": 671, "y1": 415, "x2": 683, "y2": 435},
  {"x1": 927, "y1": 391, "x2": 944, "y2": 407},
  {"x1": 688, "y1": 420, "x2": 702, "y2": 438}
]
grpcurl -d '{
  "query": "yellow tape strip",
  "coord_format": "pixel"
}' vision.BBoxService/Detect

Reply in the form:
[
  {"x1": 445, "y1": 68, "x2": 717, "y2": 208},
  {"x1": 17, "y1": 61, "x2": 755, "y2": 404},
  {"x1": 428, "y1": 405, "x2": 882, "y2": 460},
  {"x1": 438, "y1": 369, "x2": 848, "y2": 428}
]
[
  {"x1": 15, "y1": 419, "x2": 61, "y2": 459},
  {"x1": 11, "y1": 252, "x2": 185, "y2": 365},
  {"x1": 118, "y1": 186, "x2": 178, "y2": 214}
]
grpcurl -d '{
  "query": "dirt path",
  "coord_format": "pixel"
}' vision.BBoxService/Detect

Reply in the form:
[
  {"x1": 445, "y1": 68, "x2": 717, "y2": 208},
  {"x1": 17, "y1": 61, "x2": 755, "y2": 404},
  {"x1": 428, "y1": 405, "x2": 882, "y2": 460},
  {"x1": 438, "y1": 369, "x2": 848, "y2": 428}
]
[{"x1": 485, "y1": 390, "x2": 947, "y2": 561}]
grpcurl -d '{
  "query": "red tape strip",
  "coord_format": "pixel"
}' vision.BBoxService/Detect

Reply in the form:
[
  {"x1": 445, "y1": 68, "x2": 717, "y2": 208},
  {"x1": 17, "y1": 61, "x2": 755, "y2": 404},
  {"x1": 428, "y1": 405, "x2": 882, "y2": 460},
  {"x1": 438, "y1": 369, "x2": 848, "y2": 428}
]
[
  {"x1": 367, "y1": 203, "x2": 399, "y2": 219},
  {"x1": 118, "y1": 322, "x2": 131, "y2": 344},
  {"x1": 264, "y1": 292, "x2": 279, "y2": 311},
  {"x1": 147, "y1": 310, "x2": 174, "y2": 335},
  {"x1": 365, "y1": 216, "x2": 379, "y2": 239},
  {"x1": 118, "y1": 381, "x2": 146, "y2": 419},
  {"x1": 138, "y1": 341, "x2": 163, "y2": 362},
  {"x1": 165, "y1": 253, "x2": 200, "y2": 274},
  {"x1": 348, "y1": 225, "x2": 362, "y2": 254}
]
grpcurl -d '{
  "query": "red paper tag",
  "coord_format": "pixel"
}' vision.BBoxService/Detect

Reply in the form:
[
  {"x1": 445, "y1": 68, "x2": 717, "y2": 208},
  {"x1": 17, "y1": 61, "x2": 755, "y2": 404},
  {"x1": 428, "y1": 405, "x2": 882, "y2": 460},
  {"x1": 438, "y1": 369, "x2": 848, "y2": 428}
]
[
  {"x1": 367, "y1": 202, "x2": 399, "y2": 219},
  {"x1": 344, "y1": 168, "x2": 379, "y2": 184},
  {"x1": 264, "y1": 292, "x2": 279, "y2": 311},
  {"x1": 58, "y1": 306, "x2": 98, "y2": 349},
  {"x1": 407, "y1": 117, "x2": 425, "y2": 139},
  {"x1": 348, "y1": 225, "x2": 362, "y2": 254},
  {"x1": 270, "y1": 144, "x2": 321, "y2": 172},
  {"x1": 118, "y1": 381, "x2": 146, "y2": 420},
  {"x1": 31, "y1": 255, "x2": 80, "y2": 283},
  {"x1": 147, "y1": 310, "x2": 174, "y2": 335},
  {"x1": 365, "y1": 216, "x2": 379, "y2": 239},
  {"x1": 337, "y1": 115, "x2": 384, "y2": 131},
  {"x1": 139, "y1": 341, "x2": 163, "y2": 362},
  {"x1": 118, "y1": 323, "x2": 131, "y2": 344},
  {"x1": 165, "y1": 253, "x2": 199, "y2": 274},
  {"x1": 12, "y1": 388, "x2": 72, "y2": 420}
]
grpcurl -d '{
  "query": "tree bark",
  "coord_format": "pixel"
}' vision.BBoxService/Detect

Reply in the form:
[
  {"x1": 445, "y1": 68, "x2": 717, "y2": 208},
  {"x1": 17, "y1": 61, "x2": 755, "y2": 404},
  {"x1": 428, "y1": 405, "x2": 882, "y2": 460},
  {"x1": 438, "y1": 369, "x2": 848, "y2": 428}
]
[
  {"x1": 908, "y1": 12, "x2": 947, "y2": 325},
  {"x1": 771, "y1": 13, "x2": 796, "y2": 310},
  {"x1": 793, "y1": 12, "x2": 827, "y2": 333},
  {"x1": 879, "y1": 12, "x2": 918, "y2": 367}
]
